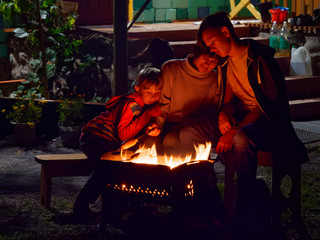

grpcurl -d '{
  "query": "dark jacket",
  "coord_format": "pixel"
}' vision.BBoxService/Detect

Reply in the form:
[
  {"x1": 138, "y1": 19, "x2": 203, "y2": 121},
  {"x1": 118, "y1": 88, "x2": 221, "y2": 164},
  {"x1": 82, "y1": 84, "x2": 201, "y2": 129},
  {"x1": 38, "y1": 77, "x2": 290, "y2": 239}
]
[{"x1": 231, "y1": 39, "x2": 308, "y2": 163}]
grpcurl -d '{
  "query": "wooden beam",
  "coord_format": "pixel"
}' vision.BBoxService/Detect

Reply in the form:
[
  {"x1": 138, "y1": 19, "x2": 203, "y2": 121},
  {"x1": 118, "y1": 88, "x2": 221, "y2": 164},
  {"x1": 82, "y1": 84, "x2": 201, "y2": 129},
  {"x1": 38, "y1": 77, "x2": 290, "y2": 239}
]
[{"x1": 113, "y1": 0, "x2": 128, "y2": 96}]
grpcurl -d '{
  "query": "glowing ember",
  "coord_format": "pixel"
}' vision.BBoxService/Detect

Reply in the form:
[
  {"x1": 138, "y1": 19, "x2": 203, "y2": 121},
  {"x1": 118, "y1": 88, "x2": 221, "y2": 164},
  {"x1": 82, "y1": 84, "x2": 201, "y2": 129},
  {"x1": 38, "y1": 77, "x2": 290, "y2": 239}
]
[{"x1": 120, "y1": 142, "x2": 212, "y2": 169}]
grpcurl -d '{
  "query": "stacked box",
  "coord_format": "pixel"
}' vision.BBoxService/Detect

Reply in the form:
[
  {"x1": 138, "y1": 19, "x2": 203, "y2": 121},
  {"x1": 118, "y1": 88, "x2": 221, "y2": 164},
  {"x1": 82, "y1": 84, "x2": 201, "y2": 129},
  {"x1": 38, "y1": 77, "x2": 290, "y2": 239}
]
[
  {"x1": 133, "y1": 0, "x2": 152, "y2": 10},
  {"x1": 155, "y1": 9, "x2": 167, "y2": 21},
  {"x1": 188, "y1": 7, "x2": 198, "y2": 19},
  {"x1": 166, "y1": 9, "x2": 177, "y2": 21},
  {"x1": 153, "y1": 0, "x2": 171, "y2": 9},
  {"x1": 198, "y1": 6, "x2": 209, "y2": 18},
  {"x1": 207, "y1": 0, "x2": 226, "y2": 8},
  {"x1": 209, "y1": 7, "x2": 219, "y2": 14},
  {"x1": 133, "y1": 10, "x2": 146, "y2": 22},
  {"x1": 177, "y1": 8, "x2": 188, "y2": 20},
  {"x1": 144, "y1": 9, "x2": 155, "y2": 22},
  {"x1": 189, "y1": 0, "x2": 207, "y2": 8},
  {"x1": 171, "y1": 0, "x2": 189, "y2": 9}
]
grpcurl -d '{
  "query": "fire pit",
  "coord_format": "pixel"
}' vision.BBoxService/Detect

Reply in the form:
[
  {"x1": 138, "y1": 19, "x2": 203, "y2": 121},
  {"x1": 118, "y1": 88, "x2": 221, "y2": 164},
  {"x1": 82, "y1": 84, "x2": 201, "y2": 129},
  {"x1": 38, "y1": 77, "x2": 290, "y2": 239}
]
[{"x1": 99, "y1": 143, "x2": 218, "y2": 228}]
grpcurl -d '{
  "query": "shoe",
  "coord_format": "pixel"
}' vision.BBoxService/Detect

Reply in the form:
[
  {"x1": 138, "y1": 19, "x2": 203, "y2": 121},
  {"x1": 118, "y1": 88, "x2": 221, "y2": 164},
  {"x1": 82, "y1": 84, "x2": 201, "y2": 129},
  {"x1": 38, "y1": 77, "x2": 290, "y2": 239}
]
[{"x1": 297, "y1": 14, "x2": 317, "y2": 26}]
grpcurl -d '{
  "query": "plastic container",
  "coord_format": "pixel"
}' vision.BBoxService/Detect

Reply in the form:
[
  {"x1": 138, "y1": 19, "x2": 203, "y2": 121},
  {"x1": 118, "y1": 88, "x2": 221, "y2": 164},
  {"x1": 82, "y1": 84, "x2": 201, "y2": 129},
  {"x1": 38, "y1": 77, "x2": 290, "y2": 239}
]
[
  {"x1": 269, "y1": 7, "x2": 289, "y2": 23},
  {"x1": 269, "y1": 21, "x2": 280, "y2": 56},
  {"x1": 290, "y1": 46, "x2": 313, "y2": 76},
  {"x1": 279, "y1": 21, "x2": 291, "y2": 56}
]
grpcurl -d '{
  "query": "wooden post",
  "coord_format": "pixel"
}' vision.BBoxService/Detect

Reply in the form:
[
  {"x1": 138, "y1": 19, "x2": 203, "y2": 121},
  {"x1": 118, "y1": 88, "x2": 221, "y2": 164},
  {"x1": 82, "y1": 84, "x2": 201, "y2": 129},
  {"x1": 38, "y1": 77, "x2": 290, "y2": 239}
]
[{"x1": 113, "y1": 0, "x2": 128, "y2": 96}]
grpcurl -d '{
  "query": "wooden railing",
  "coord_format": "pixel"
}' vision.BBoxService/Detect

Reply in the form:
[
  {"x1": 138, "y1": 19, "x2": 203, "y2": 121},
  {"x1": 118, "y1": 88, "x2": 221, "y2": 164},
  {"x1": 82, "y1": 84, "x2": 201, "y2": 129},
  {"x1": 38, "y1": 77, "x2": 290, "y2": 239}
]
[{"x1": 270, "y1": 0, "x2": 320, "y2": 17}]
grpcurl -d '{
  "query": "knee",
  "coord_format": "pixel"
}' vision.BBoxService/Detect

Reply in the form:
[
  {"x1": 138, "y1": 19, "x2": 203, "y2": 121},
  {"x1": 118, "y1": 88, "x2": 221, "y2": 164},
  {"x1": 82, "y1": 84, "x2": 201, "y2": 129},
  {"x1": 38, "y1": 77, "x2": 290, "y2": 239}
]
[{"x1": 233, "y1": 128, "x2": 250, "y2": 148}]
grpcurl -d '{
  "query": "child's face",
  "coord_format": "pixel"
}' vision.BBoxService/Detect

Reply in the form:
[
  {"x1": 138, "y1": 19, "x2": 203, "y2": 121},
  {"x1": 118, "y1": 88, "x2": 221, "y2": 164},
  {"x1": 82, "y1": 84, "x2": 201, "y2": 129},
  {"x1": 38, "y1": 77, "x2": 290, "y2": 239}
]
[{"x1": 135, "y1": 85, "x2": 162, "y2": 105}]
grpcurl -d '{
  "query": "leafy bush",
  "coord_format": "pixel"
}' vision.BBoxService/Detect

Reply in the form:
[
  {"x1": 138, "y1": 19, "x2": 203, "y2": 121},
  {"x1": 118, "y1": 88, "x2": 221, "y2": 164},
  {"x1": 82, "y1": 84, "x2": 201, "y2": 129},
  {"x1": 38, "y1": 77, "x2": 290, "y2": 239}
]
[
  {"x1": 56, "y1": 94, "x2": 85, "y2": 126},
  {"x1": 1, "y1": 94, "x2": 47, "y2": 128}
]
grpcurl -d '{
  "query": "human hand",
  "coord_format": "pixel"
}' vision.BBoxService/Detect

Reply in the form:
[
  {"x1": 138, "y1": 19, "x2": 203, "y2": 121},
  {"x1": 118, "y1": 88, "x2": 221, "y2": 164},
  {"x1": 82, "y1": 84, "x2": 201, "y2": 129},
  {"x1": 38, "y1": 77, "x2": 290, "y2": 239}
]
[
  {"x1": 146, "y1": 122, "x2": 161, "y2": 137},
  {"x1": 215, "y1": 127, "x2": 238, "y2": 154},
  {"x1": 218, "y1": 111, "x2": 235, "y2": 135},
  {"x1": 148, "y1": 103, "x2": 162, "y2": 117}
]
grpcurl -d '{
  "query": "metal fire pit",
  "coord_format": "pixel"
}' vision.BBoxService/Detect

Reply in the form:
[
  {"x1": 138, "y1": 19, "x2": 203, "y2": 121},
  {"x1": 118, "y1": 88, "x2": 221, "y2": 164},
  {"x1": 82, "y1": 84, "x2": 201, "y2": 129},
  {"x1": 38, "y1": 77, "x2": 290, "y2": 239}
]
[{"x1": 99, "y1": 155, "x2": 216, "y2": 228}]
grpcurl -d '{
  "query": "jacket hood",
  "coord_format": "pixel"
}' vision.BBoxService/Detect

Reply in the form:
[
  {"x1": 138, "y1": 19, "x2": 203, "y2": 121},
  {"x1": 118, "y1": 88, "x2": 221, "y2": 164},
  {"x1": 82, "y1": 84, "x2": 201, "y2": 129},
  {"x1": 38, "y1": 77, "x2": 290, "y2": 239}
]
[
  {"x1": 105, "y1": 92, "x2": 144, "y2": 109},
  {"x1": 242, "y1": 39, "x2": 276, "y2": 59}
]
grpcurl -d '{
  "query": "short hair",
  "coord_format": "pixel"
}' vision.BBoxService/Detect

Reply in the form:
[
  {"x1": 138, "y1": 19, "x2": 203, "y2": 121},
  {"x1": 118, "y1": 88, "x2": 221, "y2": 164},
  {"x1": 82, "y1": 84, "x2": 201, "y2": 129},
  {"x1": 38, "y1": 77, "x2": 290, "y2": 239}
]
[
  {"x1": 197, "y1": 11, "x2": 241, "y2": 49},
  {"x1": 133, "y1": 67, "x2": 162, "y2": 89},
  {"x1": 193, "y1": 43, "x2": 216, "y2": 59}
]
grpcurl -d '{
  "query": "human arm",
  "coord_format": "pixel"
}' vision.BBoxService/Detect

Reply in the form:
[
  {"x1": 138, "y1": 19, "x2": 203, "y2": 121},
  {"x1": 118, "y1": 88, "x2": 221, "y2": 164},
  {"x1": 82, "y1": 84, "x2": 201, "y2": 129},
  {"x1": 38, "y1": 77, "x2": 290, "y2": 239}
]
[
  {"x1": 154, "y1": 62, "x2": 175, "y2": 128},
  {"x1": 218, "y1": 83, "x2": 235, "y2": 135},
  {"x1": 117, "y1": 103, "x2": 161, "y2": 142}
]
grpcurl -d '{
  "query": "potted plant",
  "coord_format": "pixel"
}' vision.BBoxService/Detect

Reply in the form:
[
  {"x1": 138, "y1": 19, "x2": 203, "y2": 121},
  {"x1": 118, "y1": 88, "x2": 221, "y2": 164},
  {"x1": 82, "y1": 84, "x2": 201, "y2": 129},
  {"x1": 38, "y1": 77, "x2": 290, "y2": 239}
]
[
  {"x1": 1, "y1": 93, "x2": 47, "y2": 145},
  {"x1": 56, "y1": 93, "x2": 85, "y2": 148}
]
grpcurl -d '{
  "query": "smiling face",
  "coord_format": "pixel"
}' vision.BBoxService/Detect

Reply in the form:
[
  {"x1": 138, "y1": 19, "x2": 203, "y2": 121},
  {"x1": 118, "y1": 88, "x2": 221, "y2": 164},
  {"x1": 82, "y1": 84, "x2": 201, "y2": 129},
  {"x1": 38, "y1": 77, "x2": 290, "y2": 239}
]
[
  {"x1": 201, "y1": 27, "x2": 231, "y2": 58},
  {"x1": 193, "y1": 54, "x2": 218, "y2": 73}
]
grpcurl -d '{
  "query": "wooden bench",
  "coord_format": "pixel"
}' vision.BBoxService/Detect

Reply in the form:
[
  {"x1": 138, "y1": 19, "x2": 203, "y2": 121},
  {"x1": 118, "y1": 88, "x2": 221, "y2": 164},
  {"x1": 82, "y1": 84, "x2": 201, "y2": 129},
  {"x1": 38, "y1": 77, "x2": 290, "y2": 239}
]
[{"x1": 35, "y1": 153, "x2": 91, "y2": 209}]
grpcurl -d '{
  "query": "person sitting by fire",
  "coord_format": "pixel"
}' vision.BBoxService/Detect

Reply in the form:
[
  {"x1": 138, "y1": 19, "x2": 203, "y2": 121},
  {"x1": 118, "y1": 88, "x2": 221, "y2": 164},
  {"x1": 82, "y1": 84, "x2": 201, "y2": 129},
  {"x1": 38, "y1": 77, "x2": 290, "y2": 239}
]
[
  {"x1": 68, "y1": 67, "x2": 163, "y2": 223},
  {"x1": 152, "y1": 43, "x2": 224, "y2": 157},
  {"x1": 197, "y1": 12, "x2": 309, "y2": 226}
]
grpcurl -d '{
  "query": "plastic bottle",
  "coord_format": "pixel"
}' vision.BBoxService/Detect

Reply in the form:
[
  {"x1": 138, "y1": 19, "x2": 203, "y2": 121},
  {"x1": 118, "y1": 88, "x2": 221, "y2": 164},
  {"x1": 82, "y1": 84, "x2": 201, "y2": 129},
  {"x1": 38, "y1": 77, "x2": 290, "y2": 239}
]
[
  {"x1": 269, "y1": 21, "x2": 280, "y2": 56},
  {"x1": 279, "y1": 21, "x2": 291, "y2": 56},
  {"x1": 290, "y1": 46, "x2": 313, "y2": 76}
]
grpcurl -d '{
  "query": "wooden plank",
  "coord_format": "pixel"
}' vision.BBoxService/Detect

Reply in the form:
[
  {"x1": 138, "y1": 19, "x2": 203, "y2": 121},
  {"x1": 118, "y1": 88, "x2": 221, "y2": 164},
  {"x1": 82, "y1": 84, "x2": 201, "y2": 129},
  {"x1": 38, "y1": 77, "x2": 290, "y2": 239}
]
[
  {"x1": 35, "y1": 153, "x2": 87, "y2": 163},
  {"x1": 292, "y1": 0, "x2": 296, "y2": 16}
]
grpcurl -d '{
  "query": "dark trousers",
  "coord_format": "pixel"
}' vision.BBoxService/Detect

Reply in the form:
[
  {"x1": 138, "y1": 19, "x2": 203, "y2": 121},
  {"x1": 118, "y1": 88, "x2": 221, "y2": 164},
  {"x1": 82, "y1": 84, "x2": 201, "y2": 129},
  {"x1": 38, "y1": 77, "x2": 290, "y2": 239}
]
[
  {"x1": 74, "y1": 133, "x2": 121, "y2": 216},
  {"x1": 220, "y1": 121, "x2": 280, "y2": 212}
]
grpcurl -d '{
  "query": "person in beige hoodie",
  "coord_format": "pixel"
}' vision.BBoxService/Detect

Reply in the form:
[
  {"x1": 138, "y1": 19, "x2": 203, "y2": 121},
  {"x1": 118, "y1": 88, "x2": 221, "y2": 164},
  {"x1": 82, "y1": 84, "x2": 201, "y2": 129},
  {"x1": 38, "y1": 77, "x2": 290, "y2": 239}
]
[{"x1": 154, "y1": 44, "x2": 224, "y2": 157}]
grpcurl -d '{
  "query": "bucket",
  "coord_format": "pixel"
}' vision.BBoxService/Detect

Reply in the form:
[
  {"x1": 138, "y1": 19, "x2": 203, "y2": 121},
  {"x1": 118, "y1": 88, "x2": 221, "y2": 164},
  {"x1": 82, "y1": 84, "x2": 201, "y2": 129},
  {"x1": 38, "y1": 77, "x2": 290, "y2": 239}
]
[
  {"x1": 269, "y1": 7, "x2": 288, "y2": 23},
  {"x1": 290, "y1": 46, "x2": 313, "y2": 76}
]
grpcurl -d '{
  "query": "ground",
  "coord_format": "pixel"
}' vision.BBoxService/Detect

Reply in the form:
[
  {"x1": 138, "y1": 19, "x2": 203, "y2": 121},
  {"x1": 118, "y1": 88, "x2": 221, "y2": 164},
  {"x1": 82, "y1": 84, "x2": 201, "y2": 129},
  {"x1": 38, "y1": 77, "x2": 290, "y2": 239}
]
[{"x1": 0, "y1": 134, "x2": 319, "y2": 240}]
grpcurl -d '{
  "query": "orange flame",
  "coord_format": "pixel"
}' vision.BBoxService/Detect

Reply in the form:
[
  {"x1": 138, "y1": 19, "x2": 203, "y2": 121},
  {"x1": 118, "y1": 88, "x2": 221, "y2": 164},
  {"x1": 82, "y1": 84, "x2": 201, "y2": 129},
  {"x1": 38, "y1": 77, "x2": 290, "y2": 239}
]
[{"x1": 120, "y1": 142, "x2": 212, "y2": 169}]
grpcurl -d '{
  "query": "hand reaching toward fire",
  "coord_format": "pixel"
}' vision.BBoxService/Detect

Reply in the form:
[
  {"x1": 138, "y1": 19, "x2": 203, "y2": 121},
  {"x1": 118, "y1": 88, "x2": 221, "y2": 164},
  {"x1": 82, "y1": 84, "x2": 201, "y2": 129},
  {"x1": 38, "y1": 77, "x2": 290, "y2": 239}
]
[
  {"x1": 146, "y1": 122, "x2": 161, "y2": 137},
  {"x1": 147, "y1": 103, "x2": 162, "y2": 117}
]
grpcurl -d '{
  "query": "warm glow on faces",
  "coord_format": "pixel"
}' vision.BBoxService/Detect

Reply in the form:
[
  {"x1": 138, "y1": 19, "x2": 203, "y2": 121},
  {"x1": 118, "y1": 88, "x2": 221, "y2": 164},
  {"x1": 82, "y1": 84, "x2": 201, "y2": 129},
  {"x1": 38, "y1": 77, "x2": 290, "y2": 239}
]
[
  {"x1": 202, "y1": 27, "x2": 230, "y2": 58},
  {"x1": 194, "y1": 54, "x2": 218, "y2": 73},
  {"x1": 135, "y1": 85, "x2": 162, "y2": 105}
]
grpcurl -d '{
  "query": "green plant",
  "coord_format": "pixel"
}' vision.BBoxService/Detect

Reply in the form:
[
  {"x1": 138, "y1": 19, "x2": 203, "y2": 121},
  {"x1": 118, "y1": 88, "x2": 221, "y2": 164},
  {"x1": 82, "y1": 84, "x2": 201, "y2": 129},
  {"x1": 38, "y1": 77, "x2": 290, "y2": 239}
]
[
  {"x1": 1, "y1": 93, "x2": 47, "y2": 128},
  {"x1": 0, "y1": 0, "x2": 81, "y2": 99},
  {"x1": 56, "y1": 94, "x2": 85, "y2": 126}
]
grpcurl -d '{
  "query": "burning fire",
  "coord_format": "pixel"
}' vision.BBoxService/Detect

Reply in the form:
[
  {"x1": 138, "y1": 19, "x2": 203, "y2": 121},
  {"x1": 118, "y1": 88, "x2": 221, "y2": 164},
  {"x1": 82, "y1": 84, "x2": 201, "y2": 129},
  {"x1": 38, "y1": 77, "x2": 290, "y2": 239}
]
[{"x1": 120, "y1": 142, "x2": 212, "y2": 169}]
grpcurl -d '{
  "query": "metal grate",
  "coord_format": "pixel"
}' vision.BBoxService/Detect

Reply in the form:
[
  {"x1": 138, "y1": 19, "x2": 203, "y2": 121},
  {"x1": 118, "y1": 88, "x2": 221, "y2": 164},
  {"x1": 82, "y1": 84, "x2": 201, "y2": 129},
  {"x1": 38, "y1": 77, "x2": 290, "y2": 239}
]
[{"x1": 292, "y1": 120, "x2": 320, "y2": 144}]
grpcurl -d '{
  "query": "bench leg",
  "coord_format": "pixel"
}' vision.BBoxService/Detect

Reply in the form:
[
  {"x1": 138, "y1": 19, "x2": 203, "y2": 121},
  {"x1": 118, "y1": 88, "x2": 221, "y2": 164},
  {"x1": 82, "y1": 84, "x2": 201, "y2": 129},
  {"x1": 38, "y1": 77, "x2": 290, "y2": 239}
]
[{"x1": 39, "y1": 165, "x2": 52, "y2": 209}]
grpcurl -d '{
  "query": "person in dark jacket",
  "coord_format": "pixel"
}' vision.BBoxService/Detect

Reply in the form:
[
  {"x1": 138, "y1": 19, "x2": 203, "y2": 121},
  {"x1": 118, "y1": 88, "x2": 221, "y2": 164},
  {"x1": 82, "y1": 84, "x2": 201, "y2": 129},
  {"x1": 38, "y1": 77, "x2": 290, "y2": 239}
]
[
  {"x1": 73, "y1": 67, "x2": 163, "y2": 221},
  {"x1": 197, "y1": 12, "x2": 309, "y2": 216}
]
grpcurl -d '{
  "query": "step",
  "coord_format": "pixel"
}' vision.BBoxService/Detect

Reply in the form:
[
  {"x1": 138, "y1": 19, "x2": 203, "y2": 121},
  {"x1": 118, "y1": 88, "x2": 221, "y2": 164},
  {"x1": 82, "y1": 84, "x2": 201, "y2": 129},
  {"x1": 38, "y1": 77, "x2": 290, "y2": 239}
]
[
  {"x1": 79, "y1": 22, "x2": 251, "y2": 42},
  {"x1": 289, "y1": 97, "x2": 320, "y2": 120},
  {"x1": 170, "y1": 37, "x2": 269, "y2": 59},
  {"x1": 286, "y1": 75, "x2": 320, "y2": 100}
]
